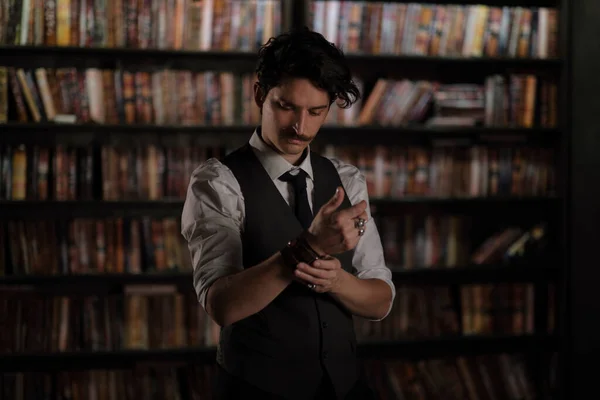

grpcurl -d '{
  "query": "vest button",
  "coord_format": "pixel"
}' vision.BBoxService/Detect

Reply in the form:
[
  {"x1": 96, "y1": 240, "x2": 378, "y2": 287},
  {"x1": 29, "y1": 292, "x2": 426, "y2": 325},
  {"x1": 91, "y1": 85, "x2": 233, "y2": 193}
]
[
  {"x1": 322, "y1": 351, "x2": 328, "y2": 359},
  {"x1": 322, "y1": 321, "x2": 328, "y2": 328}
]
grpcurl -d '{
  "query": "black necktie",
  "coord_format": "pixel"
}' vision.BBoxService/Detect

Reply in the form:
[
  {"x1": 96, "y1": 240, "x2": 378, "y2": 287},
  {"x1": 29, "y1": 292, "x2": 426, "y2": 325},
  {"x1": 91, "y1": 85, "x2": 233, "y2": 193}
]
[{"x1": 279, "y1": 169, "x2": 313, "y2": 230}]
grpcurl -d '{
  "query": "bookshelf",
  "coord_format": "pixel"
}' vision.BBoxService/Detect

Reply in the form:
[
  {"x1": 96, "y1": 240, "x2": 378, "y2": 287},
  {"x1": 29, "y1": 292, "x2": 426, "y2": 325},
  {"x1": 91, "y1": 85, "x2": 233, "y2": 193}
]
[{"x1": 0, "y1": 0, "x2": 573, "y2": 398}]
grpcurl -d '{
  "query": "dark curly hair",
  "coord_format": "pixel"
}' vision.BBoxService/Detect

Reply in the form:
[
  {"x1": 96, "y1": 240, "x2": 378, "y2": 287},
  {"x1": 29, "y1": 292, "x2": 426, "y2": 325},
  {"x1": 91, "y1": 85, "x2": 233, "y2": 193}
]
[{"x1": 255, "y1": 27, "x2": 361, "y2": 108}]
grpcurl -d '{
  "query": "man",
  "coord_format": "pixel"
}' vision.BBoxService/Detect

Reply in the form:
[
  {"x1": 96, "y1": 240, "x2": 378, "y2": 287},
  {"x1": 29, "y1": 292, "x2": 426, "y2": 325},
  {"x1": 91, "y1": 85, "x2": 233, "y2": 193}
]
[{"x1": 181, "y1": 27, "x2": 395, "y2": 400}]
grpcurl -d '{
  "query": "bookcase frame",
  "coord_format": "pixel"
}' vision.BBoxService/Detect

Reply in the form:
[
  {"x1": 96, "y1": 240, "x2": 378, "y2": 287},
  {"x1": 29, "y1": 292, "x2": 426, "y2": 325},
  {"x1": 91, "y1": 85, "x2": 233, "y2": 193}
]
[{"x1": 0, "y1": 0, "x2": 576, "y2": 398}]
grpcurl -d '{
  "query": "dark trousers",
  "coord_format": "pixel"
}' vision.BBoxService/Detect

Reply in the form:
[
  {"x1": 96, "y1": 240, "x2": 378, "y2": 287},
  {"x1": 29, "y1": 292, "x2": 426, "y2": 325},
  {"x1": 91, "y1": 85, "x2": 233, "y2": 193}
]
[{"x1": 213, "y1": 364, "x2": 377, "y2": 400}]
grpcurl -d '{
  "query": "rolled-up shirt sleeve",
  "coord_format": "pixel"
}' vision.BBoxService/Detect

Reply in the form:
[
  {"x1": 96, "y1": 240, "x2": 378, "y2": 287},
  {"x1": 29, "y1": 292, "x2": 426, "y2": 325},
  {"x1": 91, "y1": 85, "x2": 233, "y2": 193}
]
[
  {"x1": 181, "y1": 158, "x2": 245, "y2": 310},
  {"x1": 329, "y1": 158, "x2": 396, "y2": 321}
]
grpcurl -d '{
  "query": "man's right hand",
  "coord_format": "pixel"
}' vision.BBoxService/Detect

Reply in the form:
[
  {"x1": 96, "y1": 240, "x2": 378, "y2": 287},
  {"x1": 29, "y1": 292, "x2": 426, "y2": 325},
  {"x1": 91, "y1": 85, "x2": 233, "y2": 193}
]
[{"x1": 304, "y1": 186, "x2": 368, "y2": 255}]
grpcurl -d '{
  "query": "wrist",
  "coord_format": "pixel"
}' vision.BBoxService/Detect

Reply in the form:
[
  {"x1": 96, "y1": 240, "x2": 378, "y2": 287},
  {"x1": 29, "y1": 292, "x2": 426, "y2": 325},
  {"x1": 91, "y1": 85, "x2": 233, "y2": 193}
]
[{"x1": 301, "y1": 231, "x2": 325, "y2": 256}]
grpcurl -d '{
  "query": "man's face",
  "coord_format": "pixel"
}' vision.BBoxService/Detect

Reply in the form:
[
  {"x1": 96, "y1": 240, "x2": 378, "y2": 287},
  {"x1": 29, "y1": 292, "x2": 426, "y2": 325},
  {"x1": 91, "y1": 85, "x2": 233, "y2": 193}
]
[{"x1": 255, "y1": 77, "x2": 330, "y2": 164}]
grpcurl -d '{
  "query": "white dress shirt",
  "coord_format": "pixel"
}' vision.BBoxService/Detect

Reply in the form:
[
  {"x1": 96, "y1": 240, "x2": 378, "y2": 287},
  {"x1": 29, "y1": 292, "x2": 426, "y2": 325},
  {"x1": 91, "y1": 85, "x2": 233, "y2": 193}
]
[{"x1": 181, "y1": 129, "x2": 396, "y2": 321}]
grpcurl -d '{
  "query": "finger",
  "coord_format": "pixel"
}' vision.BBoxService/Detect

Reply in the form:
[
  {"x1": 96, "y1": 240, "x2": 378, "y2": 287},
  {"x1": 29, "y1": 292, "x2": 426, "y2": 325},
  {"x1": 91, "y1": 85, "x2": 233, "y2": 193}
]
[
  {"x1": 337, "y1": 200, "x2": 367, "y2": 221},
  {"x1": 296, "y1": 263, "x2": 334, "y2": 279},
  {"x1": 320, "y1": 187, "x2": 345, "y2": 216},
  {"x1": 350, "y1": 212, "x2": 369, "y2": 238},
  {"x1": 312, "y1": 258, "x2": 341, "y2": 270},
  {"x1": 340, "y1": 210, "x2": 369, "y2": 237},
  {"x1": 294, "y1": 269, "x2": 330, "y2": 287},
  {"x1": 313, "y1": 285, "x2": 329, "y2": 294},
  {"x1": 356, "y1": 211, "x2": 369, "y2": 224}
]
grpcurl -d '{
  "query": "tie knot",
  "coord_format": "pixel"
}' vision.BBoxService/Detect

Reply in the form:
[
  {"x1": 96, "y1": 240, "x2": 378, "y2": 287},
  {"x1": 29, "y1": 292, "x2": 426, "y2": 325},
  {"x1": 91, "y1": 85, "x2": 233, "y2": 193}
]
[{"x1": 279, "y1": 169, "x2": 308, "y2": 189}]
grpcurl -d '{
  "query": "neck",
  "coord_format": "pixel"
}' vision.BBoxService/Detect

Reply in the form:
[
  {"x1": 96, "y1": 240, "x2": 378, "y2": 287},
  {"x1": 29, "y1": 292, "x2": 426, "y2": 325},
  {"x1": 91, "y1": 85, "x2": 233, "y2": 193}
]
[{"x1": 284, "y1": 151, "x2": 305, "y2": 166}]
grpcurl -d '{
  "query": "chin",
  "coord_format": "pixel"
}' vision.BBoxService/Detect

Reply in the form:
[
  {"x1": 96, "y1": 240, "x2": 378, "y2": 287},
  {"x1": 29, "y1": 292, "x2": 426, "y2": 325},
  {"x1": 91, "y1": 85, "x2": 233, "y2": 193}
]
[{"x1": 280, "y1": 139, "x2": 309, "y2": 154}]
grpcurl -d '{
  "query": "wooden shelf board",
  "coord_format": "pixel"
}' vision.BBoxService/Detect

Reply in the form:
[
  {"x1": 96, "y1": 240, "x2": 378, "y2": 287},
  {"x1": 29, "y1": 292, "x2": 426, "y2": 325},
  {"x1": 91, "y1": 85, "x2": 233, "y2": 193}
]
[
  {"x1": 317, "y1": 0, "x2": 556, "y2": 7},
  {"x1": 0, "y1": 46, "x2": 561, "y2": 77},
  {"x1": 0, "y1": 265, "x2": 559, "y2": 295},
  {"x1": 0, "y1": 123, "x2": 559, "y2": 147},
  {"x1": 0, "y1": 334, "x2": 557, "y2": 372},
  {"x1": 0, "y1": 197, "x2": 559, "y2": 219},
  {"x1": 0, "y1": 46, "x2": 259, "y2": 72},
  {"x1": 391, "y1": 264, "x2": 560, "y2": 284}
]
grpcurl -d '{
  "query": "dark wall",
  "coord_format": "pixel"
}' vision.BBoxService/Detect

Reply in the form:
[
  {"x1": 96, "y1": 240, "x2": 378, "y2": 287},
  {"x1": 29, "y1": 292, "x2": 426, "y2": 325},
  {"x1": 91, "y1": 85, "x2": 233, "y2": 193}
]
[{"x1": 567, "y1": 0, "x2": 600, "y2": 397}]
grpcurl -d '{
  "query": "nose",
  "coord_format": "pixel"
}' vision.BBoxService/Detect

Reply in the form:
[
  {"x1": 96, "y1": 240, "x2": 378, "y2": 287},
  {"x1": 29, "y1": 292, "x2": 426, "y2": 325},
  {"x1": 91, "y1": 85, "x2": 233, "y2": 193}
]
[{"x1": 293, "y1": 111, "x2": 307, "y2": 135}]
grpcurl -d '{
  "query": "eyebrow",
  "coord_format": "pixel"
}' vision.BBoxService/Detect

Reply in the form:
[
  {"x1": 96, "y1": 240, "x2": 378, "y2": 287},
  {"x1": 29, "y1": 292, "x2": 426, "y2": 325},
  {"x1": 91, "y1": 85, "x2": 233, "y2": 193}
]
[{"x1": 278, "y1": 97, "x2": 329, "y2": 111}]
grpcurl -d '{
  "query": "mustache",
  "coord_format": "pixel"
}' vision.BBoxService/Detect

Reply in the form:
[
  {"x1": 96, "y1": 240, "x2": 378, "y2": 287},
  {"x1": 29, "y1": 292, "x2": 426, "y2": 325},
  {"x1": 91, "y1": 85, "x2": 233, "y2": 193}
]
[{"x1": 282, "y1": 130, "x2": 312, "y2": 142}]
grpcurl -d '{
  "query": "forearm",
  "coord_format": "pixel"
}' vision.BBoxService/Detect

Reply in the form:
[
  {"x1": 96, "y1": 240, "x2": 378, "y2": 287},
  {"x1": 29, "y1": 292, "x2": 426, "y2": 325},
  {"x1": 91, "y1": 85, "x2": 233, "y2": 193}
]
[
  {"x1": 331, "y1": 271, "x2": 393, "y2": 320},
  {"x1": 206, "y1": 253, "x2": 293, "y2": 327}
]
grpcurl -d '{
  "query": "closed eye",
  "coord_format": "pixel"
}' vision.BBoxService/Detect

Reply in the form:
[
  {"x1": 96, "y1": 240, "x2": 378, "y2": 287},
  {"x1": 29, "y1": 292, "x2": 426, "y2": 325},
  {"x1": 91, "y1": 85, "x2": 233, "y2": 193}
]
[
  {"x1": 277, "y1": 101, "x2": 293, "y2": 111},
  {"x1": 275, "y1": 100, "x2": 327, "y2": 116}
]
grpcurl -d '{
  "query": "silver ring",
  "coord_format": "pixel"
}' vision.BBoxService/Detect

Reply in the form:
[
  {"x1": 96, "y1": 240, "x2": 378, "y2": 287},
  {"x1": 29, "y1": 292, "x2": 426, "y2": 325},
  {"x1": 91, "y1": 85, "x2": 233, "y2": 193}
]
[
  {"x1": 354, "y1": 218, "x2": 366, "y2": 229},
  {"x1": 307, "y1": 283, "x2": 316, "y2": 290},
  {"x1": 358, "y1": 228, "x2": 365, "y2": 236}
]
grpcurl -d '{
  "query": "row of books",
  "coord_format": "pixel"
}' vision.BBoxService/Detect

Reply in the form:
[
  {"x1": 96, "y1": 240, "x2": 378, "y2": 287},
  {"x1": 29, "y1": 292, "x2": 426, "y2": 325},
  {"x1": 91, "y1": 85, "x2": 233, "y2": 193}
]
[
  {"x1": 482, "y1": 74, "x2": 558, "y2": 128},
  {"x1": 321, "y1": 145, "x2": 555, "y2": 199},
  {"x1": 0, "y1": 67, "x2": 261, "y2": 125},
  {"x1": 343, "y1": 76, "x2": 558, "y2": 128},
  {"x1": 0, "y1": 216, "x2": 547, "y2": 277},
  {"x1": 359, "y1": 283, "x2": 537, "y2": 341},
  {"x1": 459, "y1": 283, "x2": 537, "y2": 336},
  {"x1": 312, "y1": 2, "x2": 558, "y2": 59},
  {"x1": 0, "y1": 144, "x2": 223, "y2": 201},
  {"x1": 1, "y1": 353, "x2": 553, "y2": 400},
  {"x1": 363, "y1": 354, "x2": 541, "y2": 400},
  {"x1": 0, "y1": 0, "x2": 282, "y2": 51},
  {"x1": 0, "y1": 290, "x2": 203, "y2": 353},
  {"x1": 1, "y1": 365, "x2": 215, "y2": 400},
  {"x1": 0, "y1": 143, "x2": 555, "y2": 201},
  {"x1": 100, "y1": 144, "x2": 218, "y2": 201},
  {"x1": 381, "y1": 214, "x2": 469, "y2": 269},
  {"x1": 1, "y1": 282, "x2": 550, "y2": 353},
  {"x1": 0, "y1": 66, "x2": 560, "y2": 128},
  {"x1": 379, "y1": 212, "x2": 547, "y2": 269},
  {"x1": 0, "y1": 218, "x2": 192, "y2": 276}
]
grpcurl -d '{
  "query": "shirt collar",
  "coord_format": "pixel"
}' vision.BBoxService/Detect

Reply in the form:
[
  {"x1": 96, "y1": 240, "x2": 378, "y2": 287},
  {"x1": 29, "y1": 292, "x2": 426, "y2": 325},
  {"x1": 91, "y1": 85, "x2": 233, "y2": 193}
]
[{"x1": 248, "y1": 126, "x2": 314, "y2": 181}]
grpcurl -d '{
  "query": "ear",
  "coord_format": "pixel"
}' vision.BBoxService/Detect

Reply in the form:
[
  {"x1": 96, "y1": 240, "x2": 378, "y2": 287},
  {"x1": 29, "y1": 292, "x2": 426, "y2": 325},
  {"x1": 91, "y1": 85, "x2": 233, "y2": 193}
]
[{"x1": 253, "y1": 82, "x2": 265, "y2": 114}]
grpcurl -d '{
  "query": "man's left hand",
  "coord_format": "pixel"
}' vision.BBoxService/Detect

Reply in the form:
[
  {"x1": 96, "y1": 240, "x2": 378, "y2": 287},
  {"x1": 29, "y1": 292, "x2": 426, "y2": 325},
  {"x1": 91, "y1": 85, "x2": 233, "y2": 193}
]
[{"x1": 294, "y1": 256, "x2": 346, "y2": 294}]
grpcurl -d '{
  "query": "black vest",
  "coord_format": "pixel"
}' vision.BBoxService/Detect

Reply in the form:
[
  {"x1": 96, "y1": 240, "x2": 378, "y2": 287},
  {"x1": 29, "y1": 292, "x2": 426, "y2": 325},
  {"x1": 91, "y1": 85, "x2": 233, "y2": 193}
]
[{"x1": 219, "y1": 143, "x2": 359, "y2": 399}]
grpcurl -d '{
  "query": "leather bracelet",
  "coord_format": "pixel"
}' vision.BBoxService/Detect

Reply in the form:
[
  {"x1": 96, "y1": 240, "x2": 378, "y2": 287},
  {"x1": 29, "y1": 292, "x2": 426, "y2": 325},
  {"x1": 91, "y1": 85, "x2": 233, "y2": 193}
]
[
  {"x1": 296, "y1": 235, "x2": 324, "y2": 261},
  {"x1": 281, "y1": 235, "x2": 324, "y2": 269},
  {"x1": 281, "y1": 244, "x2": 300, "y2": 270}
]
